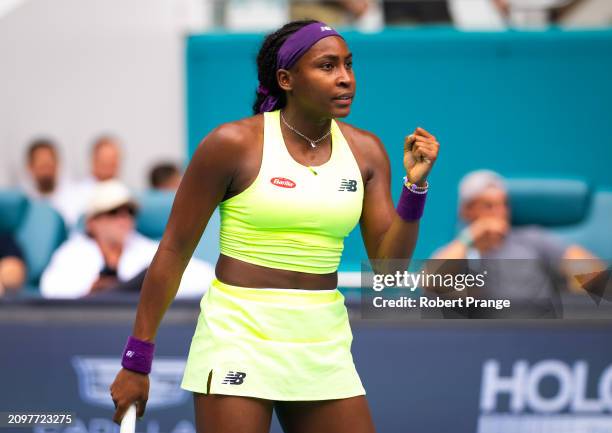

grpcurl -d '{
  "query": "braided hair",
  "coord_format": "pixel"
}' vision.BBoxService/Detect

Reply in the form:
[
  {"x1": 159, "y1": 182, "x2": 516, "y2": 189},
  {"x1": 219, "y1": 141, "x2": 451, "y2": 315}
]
[{"x1": 252, "y1": 20, "x2": 317, "y2": 115}]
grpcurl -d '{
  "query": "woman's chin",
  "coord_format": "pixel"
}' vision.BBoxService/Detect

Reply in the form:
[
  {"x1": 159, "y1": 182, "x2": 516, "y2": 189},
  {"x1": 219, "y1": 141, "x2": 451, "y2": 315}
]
[{"x1": 331, "y1": 105, "x2": 352, "y2": 118}]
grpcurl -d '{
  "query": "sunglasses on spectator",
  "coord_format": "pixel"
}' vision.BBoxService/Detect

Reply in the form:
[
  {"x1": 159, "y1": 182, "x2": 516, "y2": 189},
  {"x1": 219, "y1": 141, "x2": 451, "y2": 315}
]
[{"x1": 101, "y1": 205, "x2": 136, "y2": 217}]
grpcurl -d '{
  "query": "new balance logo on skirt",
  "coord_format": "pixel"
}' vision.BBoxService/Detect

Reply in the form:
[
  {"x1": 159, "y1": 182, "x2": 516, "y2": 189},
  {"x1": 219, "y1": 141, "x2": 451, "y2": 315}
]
[{"x1": 222, "y1": 371, "x2": 246, "y2": 385}]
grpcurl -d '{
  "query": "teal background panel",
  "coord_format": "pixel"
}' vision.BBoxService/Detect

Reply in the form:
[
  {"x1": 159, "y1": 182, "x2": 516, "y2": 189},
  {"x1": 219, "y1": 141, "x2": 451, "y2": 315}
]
[{"x1": 186, "y1": 28, "x2": 612, "y2": 268}]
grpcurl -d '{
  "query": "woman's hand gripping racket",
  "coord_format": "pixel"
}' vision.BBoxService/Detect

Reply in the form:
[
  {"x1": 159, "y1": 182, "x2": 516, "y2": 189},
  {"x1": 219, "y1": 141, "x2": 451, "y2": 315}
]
[{"x1": 110, "y1": 368, "x2": 150, "y2": 427}]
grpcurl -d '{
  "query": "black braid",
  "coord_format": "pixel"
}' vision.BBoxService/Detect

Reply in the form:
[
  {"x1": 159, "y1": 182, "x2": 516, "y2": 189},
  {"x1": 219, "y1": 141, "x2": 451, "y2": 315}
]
[{"x1": 252, "y1": 20, "x2": 318, "y2": 115}]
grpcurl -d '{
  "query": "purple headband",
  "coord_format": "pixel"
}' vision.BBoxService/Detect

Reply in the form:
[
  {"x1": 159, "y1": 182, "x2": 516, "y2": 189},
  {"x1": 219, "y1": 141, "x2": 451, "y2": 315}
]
[{"x1": 257, "y1": 22, "x2": 342, "y2": 113}]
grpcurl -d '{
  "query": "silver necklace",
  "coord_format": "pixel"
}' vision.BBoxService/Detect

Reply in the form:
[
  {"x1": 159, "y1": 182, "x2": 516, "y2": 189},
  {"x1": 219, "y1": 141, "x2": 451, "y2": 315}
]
[{"x1": 280, "y1": 110, "x2": 331, "y2": 148}]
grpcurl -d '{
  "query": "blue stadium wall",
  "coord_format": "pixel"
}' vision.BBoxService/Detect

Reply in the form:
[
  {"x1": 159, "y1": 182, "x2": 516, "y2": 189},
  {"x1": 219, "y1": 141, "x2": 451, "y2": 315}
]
[{"x1": 185, "y1": 28, "x2": 612, "y2": 268}]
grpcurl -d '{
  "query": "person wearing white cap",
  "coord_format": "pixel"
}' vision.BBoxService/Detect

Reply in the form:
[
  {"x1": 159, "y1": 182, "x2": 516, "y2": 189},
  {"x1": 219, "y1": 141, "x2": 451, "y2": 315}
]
[
  {"x1": 431, "y1": 169, "x2": 600, "y2": 301},
  {"x1": 40, "y1": 180, "x2": 214, "y2": 299}
]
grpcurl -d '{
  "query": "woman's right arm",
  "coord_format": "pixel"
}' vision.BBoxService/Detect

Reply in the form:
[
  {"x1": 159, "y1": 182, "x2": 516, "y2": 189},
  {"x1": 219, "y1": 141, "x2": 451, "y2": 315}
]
[
  {"x1": 131, "y1": 125, "x2": 239, "y2": 343},
  {"x1": 110, "y1": 122, "x2": 248, "y2": 423}
]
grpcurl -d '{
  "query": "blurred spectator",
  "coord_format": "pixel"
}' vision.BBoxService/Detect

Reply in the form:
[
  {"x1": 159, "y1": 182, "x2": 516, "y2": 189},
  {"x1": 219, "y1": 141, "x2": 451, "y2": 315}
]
[
  {"x1": 383, "y1": 0, "x2": 451, "y2": 25},
  {"x1": 87, "y1": 134, "x2": 122, "y2": 183},
  {"x1": 149, "y1": 162, "x2": 182, "y2": 191},
  {"x1": 72, "y1": 135, "x2": 123, "y2": 222},
  {"x1": 77, "y1": 135, "x2": 122, "y2": 191},
  {"x1": 0, "y1": 233, "x2": 26, "y2": 296},
  {"x1": 448, "y1": 0, "x2": 506, "y2": 29},
  {"x1": 430, "y1": 170, "x2": 603, "y2": 300},
  {"x1": 25, "y1": 139, "x2": 58, "y2": 196},
  {"x1": 291, "y1": 0, "x2": 383, "y2": 30},
  {"x1": 40, "y1": 180, "x2": 214, "y2": 299},
  {"x1": 557, "y1": 0, "x2": 612, "y2": 27},
  {"x1": 22, "y1": 138, "x2": 81, "y2": 227},
  {"x1": 450, "y1": 0, "x2": 612, "y2": 29}
]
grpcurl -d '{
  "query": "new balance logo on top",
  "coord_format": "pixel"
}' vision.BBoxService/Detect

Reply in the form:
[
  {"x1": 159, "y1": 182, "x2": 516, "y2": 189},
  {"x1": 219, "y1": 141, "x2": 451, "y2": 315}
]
[
  {"x1": 338, "y1": 179, "x2": 357, "y2": 192},
  {"x1": 222, "y1": 371, "x2": 246, "y2": 385},
  {"x1": 126, "y1": 351, "x2": 135, "y2": 358},
  {"x1": 321, "y1": 26, "x2": 332, "y2": 32}
]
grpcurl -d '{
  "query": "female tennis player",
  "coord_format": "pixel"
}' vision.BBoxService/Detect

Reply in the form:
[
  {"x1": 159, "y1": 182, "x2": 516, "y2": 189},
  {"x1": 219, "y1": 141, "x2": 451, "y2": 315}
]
[{"x1": 110, "y1": 20, "x2": 440, "y2": 433}]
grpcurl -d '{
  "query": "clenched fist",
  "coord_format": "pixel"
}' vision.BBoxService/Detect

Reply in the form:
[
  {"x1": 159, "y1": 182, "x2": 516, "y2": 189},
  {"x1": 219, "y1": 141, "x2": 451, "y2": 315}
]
[{"x1": 404, "y1": 127, "x2": 440, "y2": 185}]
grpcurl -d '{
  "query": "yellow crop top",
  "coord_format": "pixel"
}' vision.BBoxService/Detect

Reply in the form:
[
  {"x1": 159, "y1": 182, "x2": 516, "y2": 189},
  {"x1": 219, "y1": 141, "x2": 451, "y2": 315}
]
[{"x1": 219, "y1": 110, "x2": 364, "y2": 274}]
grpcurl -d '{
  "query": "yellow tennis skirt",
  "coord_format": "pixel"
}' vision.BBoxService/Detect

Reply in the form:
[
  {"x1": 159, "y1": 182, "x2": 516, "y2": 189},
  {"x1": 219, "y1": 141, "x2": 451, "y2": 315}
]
[{"x1": 180, "y1": 278, "x2": 365, "y2": 401}]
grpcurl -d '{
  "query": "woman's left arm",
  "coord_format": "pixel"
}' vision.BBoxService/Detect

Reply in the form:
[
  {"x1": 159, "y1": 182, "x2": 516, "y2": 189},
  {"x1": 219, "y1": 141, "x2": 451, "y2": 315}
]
[{"x1": 360, "y1": 127, "x2": 440, "y2": 262}]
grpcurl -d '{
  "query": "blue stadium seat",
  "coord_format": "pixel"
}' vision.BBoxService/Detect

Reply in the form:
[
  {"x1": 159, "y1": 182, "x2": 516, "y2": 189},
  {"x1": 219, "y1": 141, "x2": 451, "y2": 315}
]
[
  {"x1": 507, "y1": 178, "x2": 611, "y2": 258},
  {"x1": 1, "y1": 190, "x2": 67, "y2": 287},
  {"x1": 0, "y1": 190, "x2": 28, "y2": 233},
  {"x1": 136, "y1": 190, "x2": 175, "y2": 239},
  {"x1": 14, "y1": 200, "x2": 67, "y2": 286},
  {"x1": 136, "y1": 190, "x2": 220, "y2": 264},
  {"x1": 507, "y1": 178, "x2": 591, "y2": 227},
  {"x1": 554, "y1": 190, "x2": 612, "y2": 259}
]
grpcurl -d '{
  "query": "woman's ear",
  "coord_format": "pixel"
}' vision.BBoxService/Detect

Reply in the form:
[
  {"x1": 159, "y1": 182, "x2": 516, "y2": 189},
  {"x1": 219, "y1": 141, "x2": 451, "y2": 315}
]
[{"x1": 277, "y1": 69, "x2": 292, "y2": 92}]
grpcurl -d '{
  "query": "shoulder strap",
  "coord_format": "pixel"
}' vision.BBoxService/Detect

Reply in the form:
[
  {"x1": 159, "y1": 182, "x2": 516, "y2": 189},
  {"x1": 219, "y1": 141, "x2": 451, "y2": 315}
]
[
  {"x1": 262, "y1": 110, "x2": 285, "y2": 170},
  {"x1": 330, "y1": 119, "x2": 354, "y2": 165}
]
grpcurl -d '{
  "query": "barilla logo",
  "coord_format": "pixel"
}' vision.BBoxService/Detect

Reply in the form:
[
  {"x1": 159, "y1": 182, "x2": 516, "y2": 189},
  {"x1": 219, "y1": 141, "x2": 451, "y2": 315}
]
[
  {"x1": 321, "y1": 26, "x2": 333, "y2": 32},
  {"x1": 270, "y1": 177, "x2": 296, "y2": 188}
]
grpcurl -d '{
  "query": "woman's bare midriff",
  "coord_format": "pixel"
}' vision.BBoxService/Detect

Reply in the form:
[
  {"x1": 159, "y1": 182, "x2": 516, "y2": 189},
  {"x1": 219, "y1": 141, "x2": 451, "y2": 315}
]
[{"x1": 215, "y1": 254, "x2": 338, "y2": 290}]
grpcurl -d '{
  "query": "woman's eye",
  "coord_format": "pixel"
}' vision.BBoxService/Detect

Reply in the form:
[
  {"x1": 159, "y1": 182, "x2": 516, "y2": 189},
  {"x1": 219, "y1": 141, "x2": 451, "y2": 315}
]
[
  {"x1": 346, "y1": 61, "x2": 353, "y2": 69},
  {"x1": 321, "y1": 63, "x2": 333, "y2": 70}
]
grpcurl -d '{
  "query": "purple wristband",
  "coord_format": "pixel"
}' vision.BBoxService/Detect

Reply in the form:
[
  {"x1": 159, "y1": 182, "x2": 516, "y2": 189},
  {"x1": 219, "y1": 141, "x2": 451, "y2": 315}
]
[
  {"x1": 396, "y1": 185, "x2": 427, "y2": 221},
  {"x1": 121, "y1": 336, "x2": 155, "y2": 374}
]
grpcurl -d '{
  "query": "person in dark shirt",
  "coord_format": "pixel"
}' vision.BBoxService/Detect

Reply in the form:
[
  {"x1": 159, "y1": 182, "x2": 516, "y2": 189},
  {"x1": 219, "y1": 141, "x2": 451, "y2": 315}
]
[{"x1": 0, "y1": 234, "x2": 26, "y2": 296}]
